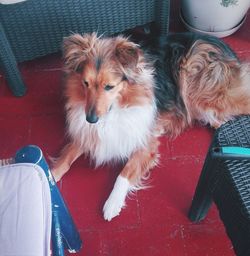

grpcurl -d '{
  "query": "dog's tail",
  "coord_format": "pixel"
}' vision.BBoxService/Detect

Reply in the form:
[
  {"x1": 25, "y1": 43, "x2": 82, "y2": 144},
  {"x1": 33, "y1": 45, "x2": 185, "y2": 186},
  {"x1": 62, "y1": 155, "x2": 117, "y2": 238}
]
[{"x1": 179, "y1": 39, "x2": 250, "y2": 128}]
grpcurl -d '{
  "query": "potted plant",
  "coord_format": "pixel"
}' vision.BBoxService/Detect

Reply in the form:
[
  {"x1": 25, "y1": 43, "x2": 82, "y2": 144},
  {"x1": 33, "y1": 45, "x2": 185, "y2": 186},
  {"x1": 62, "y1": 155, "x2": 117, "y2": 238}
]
[{"x1": 180, "y1": 0, "x2": 250, "y2": 37}]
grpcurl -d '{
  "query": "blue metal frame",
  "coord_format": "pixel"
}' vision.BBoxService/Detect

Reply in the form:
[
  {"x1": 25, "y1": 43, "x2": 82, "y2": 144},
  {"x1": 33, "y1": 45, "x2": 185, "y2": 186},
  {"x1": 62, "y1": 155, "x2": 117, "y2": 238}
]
[{"x1": 15, "y1": 145, "x2": 82, "y2": 255}]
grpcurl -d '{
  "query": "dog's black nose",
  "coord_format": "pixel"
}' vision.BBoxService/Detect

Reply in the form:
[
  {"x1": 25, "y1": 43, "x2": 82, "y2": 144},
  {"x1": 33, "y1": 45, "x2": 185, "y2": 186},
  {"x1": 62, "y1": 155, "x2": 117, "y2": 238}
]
[
  {"x1": 86, "y1": 114, "x2": 99, "y2": 123},
  {"x1": 86, "y1": 108, "x2": 99, "y2": 123}
]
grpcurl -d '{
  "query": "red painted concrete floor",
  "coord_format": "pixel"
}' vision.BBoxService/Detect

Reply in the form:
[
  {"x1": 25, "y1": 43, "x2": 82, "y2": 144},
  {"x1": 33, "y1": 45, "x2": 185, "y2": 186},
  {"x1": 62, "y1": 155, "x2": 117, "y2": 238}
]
[{"x1": 1, "y1": 3, "x2": 250, "y2": 256}]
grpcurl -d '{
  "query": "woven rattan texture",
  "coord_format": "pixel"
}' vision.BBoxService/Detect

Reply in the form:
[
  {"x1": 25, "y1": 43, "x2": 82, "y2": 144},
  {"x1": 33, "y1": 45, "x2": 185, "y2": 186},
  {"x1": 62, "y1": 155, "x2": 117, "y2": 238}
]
[
  {"x1": 0, "y1": 0, "x2": 169, "y2": 62},
  {"x1": 211, "y1": 115, "x2": 250, "y2": 255},
  {"x1": 213, "y1": 116, "x2": 250, "y2": 217},
  {"x1": 215, "y1": 115, "x2": 250, "y2": 147}
]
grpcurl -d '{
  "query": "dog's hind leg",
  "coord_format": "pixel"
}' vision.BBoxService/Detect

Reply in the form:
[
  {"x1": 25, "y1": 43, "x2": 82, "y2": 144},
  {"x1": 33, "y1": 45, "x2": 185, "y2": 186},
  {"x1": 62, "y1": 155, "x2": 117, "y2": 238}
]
[
  {"x1": 103, "y1": 136, "x2": 160, "y2": 221},
  {"x1": 51, "y1": 142, "x2": 83, "y2": 182},
  {"x1": 157, "y1": 108, "x2": 189, "y2": 138}
]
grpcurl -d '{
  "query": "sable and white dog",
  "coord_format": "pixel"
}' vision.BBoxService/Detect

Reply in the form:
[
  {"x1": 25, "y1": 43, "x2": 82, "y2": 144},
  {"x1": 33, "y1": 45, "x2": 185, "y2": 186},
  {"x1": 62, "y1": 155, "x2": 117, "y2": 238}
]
[{"x1": 52, "y1": 32, "x2": 250, "y2": 221}]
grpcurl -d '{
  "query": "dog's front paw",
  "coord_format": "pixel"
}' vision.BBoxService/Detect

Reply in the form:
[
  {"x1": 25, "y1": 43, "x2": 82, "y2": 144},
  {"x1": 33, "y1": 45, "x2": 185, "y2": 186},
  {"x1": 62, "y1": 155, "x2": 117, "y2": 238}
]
[
  {"x1": 103, "y1": 175, "x2": 130, "y2": 221},
  {"x1": 51, "y1": 168, "x2": 63, "y2": 182},
  {"x1": 103, "y1": 193, "x2": 125, "y2": 221}
]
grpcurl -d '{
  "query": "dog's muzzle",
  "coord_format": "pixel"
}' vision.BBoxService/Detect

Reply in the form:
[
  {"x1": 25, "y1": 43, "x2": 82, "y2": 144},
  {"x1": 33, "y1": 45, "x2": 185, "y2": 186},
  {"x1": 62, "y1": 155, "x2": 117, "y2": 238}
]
[{"x1": 86, "y1": 107, "x2": 99, "y2": 123}]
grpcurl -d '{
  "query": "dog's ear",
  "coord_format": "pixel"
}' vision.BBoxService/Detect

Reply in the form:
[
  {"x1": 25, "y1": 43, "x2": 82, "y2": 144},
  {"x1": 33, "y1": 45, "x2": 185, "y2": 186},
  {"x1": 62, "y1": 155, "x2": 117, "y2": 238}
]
[
  {"x1": 115, "y1": 37, "x2": 140, "y2": 70},
  {"x1": 63, "y1": 33, "x2": 95, "y2": 73}
]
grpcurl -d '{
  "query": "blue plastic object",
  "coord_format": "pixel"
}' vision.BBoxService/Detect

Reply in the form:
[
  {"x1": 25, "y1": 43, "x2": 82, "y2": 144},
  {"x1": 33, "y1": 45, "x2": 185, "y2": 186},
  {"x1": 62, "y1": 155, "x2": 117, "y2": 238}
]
[
  {"x1": 212, "y1": 146, "x2": 250, "y2": 160},
  {"x1": 15, "y1": 145, "x2": 82, "y2": 255}
]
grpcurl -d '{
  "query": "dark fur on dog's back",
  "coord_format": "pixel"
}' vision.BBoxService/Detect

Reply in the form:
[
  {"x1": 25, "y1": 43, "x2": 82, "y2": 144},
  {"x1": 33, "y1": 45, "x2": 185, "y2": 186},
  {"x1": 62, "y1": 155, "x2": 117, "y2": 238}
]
[
  {"x1": 135, "y1": 31, "x2": 250, "y2": 136},
  {"x1": 147, "y1": 32, "x2": 238, "y2": 112}
]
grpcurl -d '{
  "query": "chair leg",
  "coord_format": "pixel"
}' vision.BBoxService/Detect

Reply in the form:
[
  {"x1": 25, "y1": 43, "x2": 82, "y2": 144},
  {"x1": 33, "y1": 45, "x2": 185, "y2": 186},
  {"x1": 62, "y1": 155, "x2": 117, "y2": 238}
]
[
  {"x1": 50, "y1": 183, "x2": 82, "y2": 253},
  {"x1": 52, "y1": 211, "x2": 65, "y2": 256},
  {"x1": 188, "y1": 153, "x2": 214, "y2": 222},
  {"x1": 155, "y1": 0, "x2": 170, "y2": 35},
  {"x1": 0, "y1": 23, "x2": 26, "y2": 96}
]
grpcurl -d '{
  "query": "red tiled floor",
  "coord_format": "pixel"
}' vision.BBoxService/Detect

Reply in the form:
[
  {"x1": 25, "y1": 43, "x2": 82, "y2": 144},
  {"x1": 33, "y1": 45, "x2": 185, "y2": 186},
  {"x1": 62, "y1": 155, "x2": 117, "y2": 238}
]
[{"x1": 1, "y1": 2, "x2": 250, "y2": 256}]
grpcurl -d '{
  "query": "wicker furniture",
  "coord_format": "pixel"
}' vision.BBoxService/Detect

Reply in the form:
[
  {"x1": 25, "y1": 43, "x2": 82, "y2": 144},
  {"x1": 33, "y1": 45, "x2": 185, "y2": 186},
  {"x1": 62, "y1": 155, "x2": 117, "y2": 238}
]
[
  {"x1": 0, "y1": 0, "x2": 170, "y2": 96},
  {"x1": 189, "y1": 115, "x2": 250, "y2": 256}
]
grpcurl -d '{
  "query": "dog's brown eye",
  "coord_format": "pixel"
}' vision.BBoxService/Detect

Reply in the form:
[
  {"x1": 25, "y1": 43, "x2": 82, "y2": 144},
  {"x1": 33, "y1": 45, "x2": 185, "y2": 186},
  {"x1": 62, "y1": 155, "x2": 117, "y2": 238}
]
[
  {"x1": 83, "y1": 80, "x2": 89, "y2": 87},
  {"x1": 104, "y1": 84, "x2": 114, "y2": 91}
]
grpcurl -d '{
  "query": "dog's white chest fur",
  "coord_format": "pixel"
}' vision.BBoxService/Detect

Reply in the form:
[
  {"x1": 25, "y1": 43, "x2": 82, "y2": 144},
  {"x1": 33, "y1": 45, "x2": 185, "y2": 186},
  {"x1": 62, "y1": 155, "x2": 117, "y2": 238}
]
[{"x1": 67, "y1": 103, "x2": 156, "y2": 166}]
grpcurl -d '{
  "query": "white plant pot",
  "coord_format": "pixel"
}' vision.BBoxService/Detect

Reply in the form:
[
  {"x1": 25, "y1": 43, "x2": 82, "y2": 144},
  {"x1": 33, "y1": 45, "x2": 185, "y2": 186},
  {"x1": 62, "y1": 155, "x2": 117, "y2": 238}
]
[{"x1": 180, "y1": 0, "x2": 250, "y2": 37}]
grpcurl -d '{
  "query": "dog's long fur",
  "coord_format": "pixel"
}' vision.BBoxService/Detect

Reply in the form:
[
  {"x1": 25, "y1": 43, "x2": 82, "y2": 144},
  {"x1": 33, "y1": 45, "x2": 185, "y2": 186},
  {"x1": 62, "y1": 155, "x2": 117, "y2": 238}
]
[{"x1": 52, "y1": 32, "x2": 250, "y2": 221}]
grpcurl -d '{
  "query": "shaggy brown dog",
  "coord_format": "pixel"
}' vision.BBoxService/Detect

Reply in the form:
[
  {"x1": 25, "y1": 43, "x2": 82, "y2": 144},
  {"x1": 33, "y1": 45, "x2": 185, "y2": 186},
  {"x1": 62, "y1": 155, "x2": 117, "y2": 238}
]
[{"x1": 52, "y1": 32, "x2": 250, "y2": 221}]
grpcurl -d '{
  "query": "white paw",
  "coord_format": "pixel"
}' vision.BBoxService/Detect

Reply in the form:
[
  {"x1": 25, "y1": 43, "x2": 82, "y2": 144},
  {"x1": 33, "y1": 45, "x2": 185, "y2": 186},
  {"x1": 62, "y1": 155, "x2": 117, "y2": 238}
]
[
  {"x1": 103, "y1": 193, "x2": 125, "y2": 221},
  {"x1": 103, "y1": 175, "x2": 130, "y2": 221}
]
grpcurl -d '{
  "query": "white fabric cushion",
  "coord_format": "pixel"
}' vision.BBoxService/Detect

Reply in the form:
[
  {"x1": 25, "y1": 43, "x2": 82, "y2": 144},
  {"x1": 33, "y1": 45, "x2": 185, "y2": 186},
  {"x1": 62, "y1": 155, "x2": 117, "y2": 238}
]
[{"x1": 0, "y1": 163, "x2": 51, "y2": 256}]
